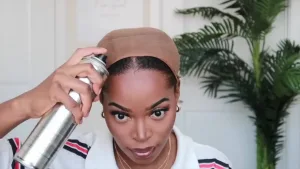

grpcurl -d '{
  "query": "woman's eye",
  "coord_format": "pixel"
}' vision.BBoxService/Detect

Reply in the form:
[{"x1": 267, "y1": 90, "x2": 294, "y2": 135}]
[
  {"x1": 150, "y1": 108, "x2": 168, "y2": 120},
  {"x1": 113, "y1": 112, "x2": 129, "y2": 122},
  {"x1": 115, "y1": 113, "x2": 128, "y2": 121}
]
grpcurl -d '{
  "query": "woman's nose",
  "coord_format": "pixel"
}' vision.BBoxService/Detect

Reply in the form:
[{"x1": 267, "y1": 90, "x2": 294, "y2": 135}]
[{"x1": 132, "y1": 120, "x2": 152, "y2": 142}]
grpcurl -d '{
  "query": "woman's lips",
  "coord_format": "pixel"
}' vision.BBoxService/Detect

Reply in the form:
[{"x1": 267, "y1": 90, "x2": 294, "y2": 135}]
[{"x1": 130, "y1": 146, "x2": 155, "y2": 158}]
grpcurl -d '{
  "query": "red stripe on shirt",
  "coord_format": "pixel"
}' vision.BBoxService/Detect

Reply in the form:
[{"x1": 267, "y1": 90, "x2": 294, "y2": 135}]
[
  {"x1": 14, "y1": 138, "x2": 21, "y2": 169},
  {"x1": 65, "y1": 141, "x2": 88, "y2": 154},
  {"x1": 199, "y1": 163, "x2": 226, "y2": 169}
]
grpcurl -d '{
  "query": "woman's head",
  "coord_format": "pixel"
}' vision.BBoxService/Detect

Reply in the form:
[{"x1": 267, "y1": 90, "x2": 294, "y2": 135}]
[{"x1": 98, "y1": 27, "x2": 181, "y2": 165}]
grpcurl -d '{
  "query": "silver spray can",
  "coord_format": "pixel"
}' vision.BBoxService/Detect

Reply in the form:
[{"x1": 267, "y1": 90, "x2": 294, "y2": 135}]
[{"x1": 13, "y1": 54, "x2": 109, "y2": 169}]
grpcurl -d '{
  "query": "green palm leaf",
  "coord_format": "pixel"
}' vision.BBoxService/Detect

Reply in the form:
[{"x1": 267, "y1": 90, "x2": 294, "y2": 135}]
[
  {"x1": 256, "y1": 0, "x2": 287, "y2": 22},
  {"x1": 200, "y1": 19, "x2": 249, "y2": 39},
  {"x1": 174, "y1": 32, "x2": 236, "y2": 76},
  {"x1": 271, "y1": 40, "x2": 300, "y2": 96},
  {"x1": 277, "y1": 39, "x2": 300, "y2": 55},
  {"x1": 203, "y1": 56, "x2": 256, "y2": 104},
  {"x1": 221, "y1": 0, "x2": 254, "y2": 19},
  {"x1": 217, "y1": 0, "x2": 254, "y2": 19},
  {"x1": 279, "y1": 67, "x2": 300, "y2": 95},
  {"x1": 175, "y1": 7, "x2": 243, "y2": 24},
  {"x1": 174, "y1": 1, "x2": 295, "y2": 168}
]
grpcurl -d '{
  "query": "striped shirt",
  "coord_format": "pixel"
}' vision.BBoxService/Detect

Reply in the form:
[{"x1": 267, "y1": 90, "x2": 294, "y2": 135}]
[{"x1": 0, "y1": 126, "x2": 232, "y2": 169}]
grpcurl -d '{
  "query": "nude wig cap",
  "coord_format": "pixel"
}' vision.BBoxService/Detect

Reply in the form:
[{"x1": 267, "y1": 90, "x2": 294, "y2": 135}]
[{"x1": 97, "y1": 27, "x2": 180, "y2": 79}]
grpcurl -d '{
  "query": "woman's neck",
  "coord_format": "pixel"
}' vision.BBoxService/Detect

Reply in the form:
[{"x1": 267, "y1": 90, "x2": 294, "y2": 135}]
[{"x1": 114, "y1": 132, "x2": 178, "y2": 169}]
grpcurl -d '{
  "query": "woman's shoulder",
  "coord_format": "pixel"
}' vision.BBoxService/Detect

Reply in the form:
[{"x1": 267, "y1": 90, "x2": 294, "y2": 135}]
[
  {"x1": 173, "y1": 126, "x2": 232, "y2": 169},
  {"x1": 64, "y1": 128, "x2": 113, "y2": 154},
  {"x1": 62, "y1": 131, "x2": 97, "y2": 157},
  {"x1": 192, "y1": 142, "x2": 232, "y2": 169},
  {"x1": 67, "y1": 130, "x2": 97, "y2": 145}
]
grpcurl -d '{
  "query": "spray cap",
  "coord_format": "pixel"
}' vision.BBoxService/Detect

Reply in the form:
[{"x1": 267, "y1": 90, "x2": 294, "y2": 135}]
[{"x1": 95, "y1": 54, "x2": 107, "y2": 64}]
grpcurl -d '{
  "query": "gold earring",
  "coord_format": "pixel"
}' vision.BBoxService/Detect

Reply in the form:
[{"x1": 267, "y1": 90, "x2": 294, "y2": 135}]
[{"x1": 176, "y1": 105, "x2": 181, "y2": 112}]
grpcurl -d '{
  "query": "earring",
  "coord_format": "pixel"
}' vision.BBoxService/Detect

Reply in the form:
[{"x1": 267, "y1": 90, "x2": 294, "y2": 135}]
[
  {"x1": 176, "y1": 105, "x2": 181, "y2": 112},
  {"x1": 101, "y1": 111, "x2": 105, "y2": 118}
]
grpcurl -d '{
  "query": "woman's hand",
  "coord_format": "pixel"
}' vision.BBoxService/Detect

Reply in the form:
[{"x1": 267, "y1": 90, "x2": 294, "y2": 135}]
[{"x1": 23, "y1": 47, "x2": 107, "y2": 124}]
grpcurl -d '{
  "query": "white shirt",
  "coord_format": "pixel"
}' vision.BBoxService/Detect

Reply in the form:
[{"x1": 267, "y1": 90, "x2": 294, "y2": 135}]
[{"x1": 0, "y1": 126, "x2": 232, "y2": 169}]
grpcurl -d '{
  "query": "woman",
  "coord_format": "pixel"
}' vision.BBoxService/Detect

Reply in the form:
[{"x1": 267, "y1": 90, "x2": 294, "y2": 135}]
[{"x1": 0, "y1": 27, "x2": 232, "y2": 169}]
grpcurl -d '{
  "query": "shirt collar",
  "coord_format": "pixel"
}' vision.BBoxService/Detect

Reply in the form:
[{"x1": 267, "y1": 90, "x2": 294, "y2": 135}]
[
  {"x1": 171, "y1": 126, "x2": 199, "y2": 169},
  {"x1": 85, "y1": 125, "x2": 199, "y2": 169},
  {"x1": 85, "y1": 127, "x2": 118, "y2": 169}
]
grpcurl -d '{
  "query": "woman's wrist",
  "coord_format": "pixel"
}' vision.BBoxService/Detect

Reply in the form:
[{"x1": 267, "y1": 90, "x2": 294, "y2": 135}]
[{"x1": 10, "y1": 92, "x2": 32, "y2": 121}]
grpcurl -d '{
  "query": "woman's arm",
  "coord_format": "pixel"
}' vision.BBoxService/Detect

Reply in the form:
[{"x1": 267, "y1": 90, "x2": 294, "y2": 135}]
[
  {"x1": 0, "y1": 93, "x2": 31, "y2": 138},
  {"x1": 0, "y1": 47, "x2": 107, "y2": 139}
]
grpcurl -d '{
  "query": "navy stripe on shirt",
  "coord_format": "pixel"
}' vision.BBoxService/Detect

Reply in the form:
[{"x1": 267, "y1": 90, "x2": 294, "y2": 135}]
[
  {"x1": 8, "y1": 138, "x2": 25, "y2": 169},
  {"x1": 63, "y1": 139, "x2": 91, "y2": 159}
]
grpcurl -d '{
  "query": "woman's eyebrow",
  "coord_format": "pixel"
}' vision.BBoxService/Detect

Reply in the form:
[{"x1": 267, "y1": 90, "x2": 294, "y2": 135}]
[
  {"x1": 108, "y1": 102, "x2": 130, "y2": 112},
  {"x1": 147, "y1": 98, "x2": 169, "y2": 110},
  {"x1": 108, "y1": 97, "x2": 169, "y2": 112}
]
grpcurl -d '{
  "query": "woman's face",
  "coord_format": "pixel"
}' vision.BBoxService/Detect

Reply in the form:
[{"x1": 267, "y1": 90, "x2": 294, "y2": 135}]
[{"x1": 102, "y1": 69, "x2": 179, "y2": 164}]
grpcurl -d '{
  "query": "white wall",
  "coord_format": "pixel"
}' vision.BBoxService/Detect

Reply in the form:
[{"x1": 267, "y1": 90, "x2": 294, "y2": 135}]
[{"x1": 1, "y1": 0, "x2": 300, "y2": 169}]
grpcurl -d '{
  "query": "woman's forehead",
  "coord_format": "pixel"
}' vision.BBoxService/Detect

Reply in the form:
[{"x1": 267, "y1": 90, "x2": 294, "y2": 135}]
[
  {"x1": 108, "y1": 69, "x2": 168, "y2": 88},
  {"x1": 103, "y1": 70, "x2": 175, "y2": 104}
]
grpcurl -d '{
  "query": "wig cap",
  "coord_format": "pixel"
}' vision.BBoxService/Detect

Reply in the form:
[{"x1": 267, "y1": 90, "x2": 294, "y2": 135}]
[{"x1": 97, "y1": 27, "x2": 180, "y2": 79}]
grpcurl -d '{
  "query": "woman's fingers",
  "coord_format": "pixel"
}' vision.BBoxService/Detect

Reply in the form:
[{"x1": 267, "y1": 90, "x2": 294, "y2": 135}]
[
  {"x1": 49, "y1": 82, "x2": 83, "y2": 124},
  {"x1": 52, "y1": 73, "x2": 94, "y2": 118},
  {"x1": 24, "y1": 47, "x2": 108, "y2": 121},
  {"x1": 48, "y1": 47, "x2": 108, "y2": 123},
  {"x1": 60, "y1": 63, "x2": 106, "y2": 95},
  {"x1": 64, "y1": 47, "x2": 107, "y2": 66}
]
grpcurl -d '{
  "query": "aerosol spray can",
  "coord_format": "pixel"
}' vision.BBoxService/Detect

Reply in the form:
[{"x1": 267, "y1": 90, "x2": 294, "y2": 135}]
[{"x1": 14, "y1": 54, "x2": 109, "y2": 169}]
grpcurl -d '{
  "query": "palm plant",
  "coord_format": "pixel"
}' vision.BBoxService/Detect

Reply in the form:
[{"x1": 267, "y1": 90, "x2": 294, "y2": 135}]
[{"x1": 173, "y1": 1, "x2": 300, "y2": 169}]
